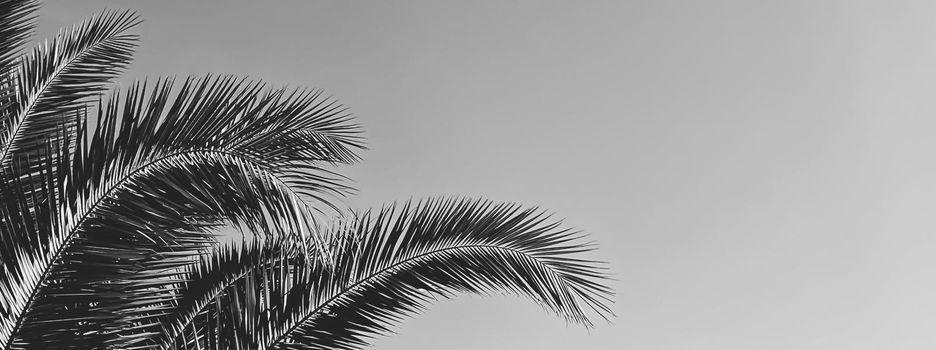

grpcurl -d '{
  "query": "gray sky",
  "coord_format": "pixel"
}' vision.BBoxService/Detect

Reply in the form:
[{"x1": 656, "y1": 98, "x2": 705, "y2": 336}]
[{"x1": 38, "y1": 1, "x2": 936, "y2": 349}]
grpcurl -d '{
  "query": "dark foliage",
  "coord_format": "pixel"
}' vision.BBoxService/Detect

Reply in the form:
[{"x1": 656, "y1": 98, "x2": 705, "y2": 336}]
[{"x1": 0, "y1": 1, "x2": 613, "y2": 349}]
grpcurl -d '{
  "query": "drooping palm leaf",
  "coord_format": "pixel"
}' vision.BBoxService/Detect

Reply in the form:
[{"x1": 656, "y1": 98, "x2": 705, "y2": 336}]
[
  {"x1": 140, "y1": 198, "x2": 613, "y2": 350},
  {"x1": 0, "y1": 76, "x2": 363, "y2": 349}
]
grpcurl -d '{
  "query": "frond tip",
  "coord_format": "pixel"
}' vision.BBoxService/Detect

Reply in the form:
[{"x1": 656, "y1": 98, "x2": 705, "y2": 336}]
[{"x1": 290, "y1": 198, "x2": 615, "y2": 342}]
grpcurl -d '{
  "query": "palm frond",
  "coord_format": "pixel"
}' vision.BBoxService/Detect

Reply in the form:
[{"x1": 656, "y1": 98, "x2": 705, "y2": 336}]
[
  {"x1": 0, "y1": 9, "x2": 138, "y2": 178},
  {"x1": 0, "y1": 135, "x2": 69, "y2": 350},
  {"x1": 149, "y1": 198, "x2": 613, "y2": 350},
  {"x1": 0, "y1": 0, "x2": 39, "y2": 181},
  {"x1": 0, "y1": 76, "x2": 363, "y2": 349},
  {"x1": 0, "y1": 0, "x2": 38, "y2": 73}
]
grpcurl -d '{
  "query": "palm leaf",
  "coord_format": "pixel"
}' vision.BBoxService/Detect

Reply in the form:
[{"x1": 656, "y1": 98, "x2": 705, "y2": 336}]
[
  {"x1": 0, "y1": 0, "x2": 38, "y2": 73},
  {"x1": 143, "y1": 198, "x2": 613, "y2": 350},
  {"x1": 0, "y1": 0, "x2": 39, "y2": 184},
  {"x1": 115, "y1": 239, "x2": 297, "y2": 350},
  {"x1": 0, "y1": 9, "x2": 138, "y2": 181},
  {"x1": 0, "y1": 76, "x2": 363, "y2": 349},
  {"x1": 0, "y1": 140, "x2": 64, "y2": 350}
]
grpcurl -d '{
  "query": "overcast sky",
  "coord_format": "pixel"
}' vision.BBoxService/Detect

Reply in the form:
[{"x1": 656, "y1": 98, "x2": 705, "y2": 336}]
[{"x1": 38, "y1": 1, "x2": 936, "y2": 349}]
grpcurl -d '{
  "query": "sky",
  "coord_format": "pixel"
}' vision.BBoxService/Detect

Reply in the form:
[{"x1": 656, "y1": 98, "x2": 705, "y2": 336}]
[{"x1": 36, "y1": 1, "x2": 936, "y2": 349}]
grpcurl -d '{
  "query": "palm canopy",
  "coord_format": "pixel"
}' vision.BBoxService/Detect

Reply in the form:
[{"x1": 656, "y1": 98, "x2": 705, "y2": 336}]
[{"x1": 0, "y1": 1, "x2": 614, "y2": 349}]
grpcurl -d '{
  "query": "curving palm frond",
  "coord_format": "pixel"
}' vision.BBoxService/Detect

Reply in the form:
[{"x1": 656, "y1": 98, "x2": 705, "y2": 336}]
[
  {"x1": 1, "y1": 9, "x2": 139, "y2": 181},
  {"x1": 0, "y1": 2, "x2": 613, "y2": 349},
  {"x1": 0, "y1": 73, "x2": 363, "y2": 349},
  {"x1": 129, "y1": 198, "x2": 613, "y2": 350}
]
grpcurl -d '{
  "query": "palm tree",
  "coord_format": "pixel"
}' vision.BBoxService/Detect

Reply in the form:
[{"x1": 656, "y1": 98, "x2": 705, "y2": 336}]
[{"x1": 0, "y1": 1, "x2": 614, "y2": 349}]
